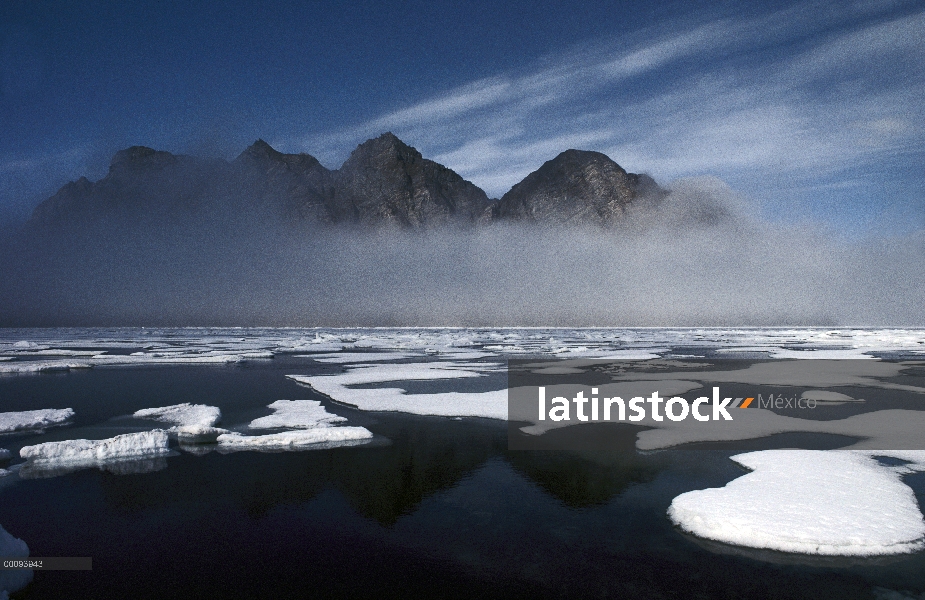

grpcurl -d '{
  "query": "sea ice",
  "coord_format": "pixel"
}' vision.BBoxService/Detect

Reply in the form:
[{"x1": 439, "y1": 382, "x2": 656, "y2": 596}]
[
  {"x1": 0, "y1": 408, "x2": 74, "y2": 434},
  {"x1": 134, "y1": 403, "x2": 225, "y2": 437},
  {"x1": 20, "y1": 430, "x2": 170, "y2": 465},
  {"x1": 216, "y1": 427, "x2": 372, "y2": 450},
  {"x1": 0, "y1": 361, "x2": 92, "y2": 374},
  {"x1": 306, "y1": 352, "x2": 416, "y2": 363},
  {"x1": 287, "y1": 361, "x2": 508, "y2": 418},
  {"x1": 668, "y1": 450, "x2": 925, "y2": 555},
  {"x1": 0, "y1": 523, "x2": 31, "y2": 599},
  {"x1": 248, "y1": 400, "x2": 347, "y2": 429}
]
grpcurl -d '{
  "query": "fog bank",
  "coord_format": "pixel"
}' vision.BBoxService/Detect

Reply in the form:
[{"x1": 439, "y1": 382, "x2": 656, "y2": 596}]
[{"x1": 1, "y1": 178, "x2": 922, "y2": 327}]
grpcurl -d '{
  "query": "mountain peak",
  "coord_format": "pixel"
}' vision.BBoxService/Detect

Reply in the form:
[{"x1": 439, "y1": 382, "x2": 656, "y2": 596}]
[
  {"x1": 237, "y1": 139, "x2": 281, "y2": 161},
  {"x1": 495, "y1": 149, "x2": 661, "y2": 225},
  {"x1": 345, "y1": 132, "x2": 418, "y2": 164}
]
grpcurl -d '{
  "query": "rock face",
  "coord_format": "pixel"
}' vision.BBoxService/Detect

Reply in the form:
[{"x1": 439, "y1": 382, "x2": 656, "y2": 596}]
[
  {"x1": 493, "y1": 149, "x2": 664, "y2": 226},
  {"x1": 28, "y1": 134, "x2": 665, "y2": 230},
  {"x1": 232, "y1": 139, "x2": 335, "y2": 222},
  {"x1": 332, "y1": 133, "x2": 489, "y2": 227}
]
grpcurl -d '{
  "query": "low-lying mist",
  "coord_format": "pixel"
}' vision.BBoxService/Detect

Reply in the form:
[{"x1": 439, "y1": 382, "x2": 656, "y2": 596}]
[{"x1": 1, "y1": 177, "x2": 922, "y2": 327}]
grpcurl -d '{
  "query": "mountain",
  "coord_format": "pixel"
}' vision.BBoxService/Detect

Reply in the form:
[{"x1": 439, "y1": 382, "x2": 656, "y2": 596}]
[
  {"x1": 492, "y1": 149, "x2": 665, "y2": 226},
  {"x1": 332, "y1": 133, "x2": 490, "y2": 227},
  {"x1": 27, "y1": 134, "x2": 665, "y2": 230},
  {"x1": 31, "y1": 146, "x2": 232, "y2": 226},
  {"x1": 232, "y1": 139, "x2": 335, "y2": 222}
]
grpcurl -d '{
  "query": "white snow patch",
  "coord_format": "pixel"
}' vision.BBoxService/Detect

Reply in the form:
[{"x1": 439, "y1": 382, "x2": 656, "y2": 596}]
[
  {"x1": 669, "y1": 450, "x2": 925, "y2": 556},
  {"x1": 217, "y1": 427, "x2": 372, "y2": 450},
  {"x1": 287, "y1": 361, "x2": 508, "y2": 419},
  {"x1": 0, "y1": 409, "x2": 74, "y2": 434},
  {"x1": 249, "y1": 400, "x2": 346, "y2": 430},
  {"x1": 134, "y1": 403, "x2": 224, "y2": 437},
  {"x1": 20, "y1": 430, "x2": 170, "y2": 465}
]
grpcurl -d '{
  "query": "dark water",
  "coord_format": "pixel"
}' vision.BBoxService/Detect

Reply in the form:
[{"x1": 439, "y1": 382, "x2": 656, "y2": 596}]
[{"x1": 2, "y1": 358, "x2": 925, "y2": 599}]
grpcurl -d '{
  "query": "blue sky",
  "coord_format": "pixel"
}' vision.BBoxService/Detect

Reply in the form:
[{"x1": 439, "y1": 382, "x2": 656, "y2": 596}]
[{"x1": 1, "y1": 0, "x2": 923, "y2": 233}]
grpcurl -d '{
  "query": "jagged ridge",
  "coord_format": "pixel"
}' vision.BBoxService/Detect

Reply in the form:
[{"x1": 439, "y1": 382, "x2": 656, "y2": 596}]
[{"x1": 29, "y1": 133, "x2": 665, "y2": 229}]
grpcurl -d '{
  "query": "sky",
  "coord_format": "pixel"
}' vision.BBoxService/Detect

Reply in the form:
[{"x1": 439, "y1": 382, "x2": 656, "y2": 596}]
[{"x1": 1, "y1": 0, "x2": 923, "y2": 234}]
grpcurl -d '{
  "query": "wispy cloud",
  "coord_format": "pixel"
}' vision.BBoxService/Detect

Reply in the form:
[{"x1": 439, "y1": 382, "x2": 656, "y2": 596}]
[{"x1": 288, "y1": 1, "x2": 925, "y2": 214}]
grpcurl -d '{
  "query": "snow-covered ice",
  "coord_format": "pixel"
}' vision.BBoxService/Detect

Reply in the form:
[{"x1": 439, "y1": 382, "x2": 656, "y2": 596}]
[
  {"x1": 134, "y1": 403, "x2": 225, "y2": 437},
  {"x1": 305, "y1": 352, "x2": 416, "y2": 363},
  {"x1": 669, "y1": 450, "x2": 925, "y2": 556},
  {"x1": 20, "y1": 430, "x2": 170, "y2": 465},
  {"x1": 0, "y1": 408, "x2": 74, "y2": 434},
  {"x1": 216, "y1": 427, "x2": 373, "y2": 450},
  {"x1": 248, "y1": 400, "x2": 346, "y2": 429},
  {"x1": 0, "y1": 361, "x2": 92, "y2": 374},
  {"x1": 287, "y1": 361, "x2": 508, "y2": 419}
]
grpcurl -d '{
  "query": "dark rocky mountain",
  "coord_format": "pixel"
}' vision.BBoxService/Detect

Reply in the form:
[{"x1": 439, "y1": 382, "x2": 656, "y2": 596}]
[
  {"x1": 232, "y1": 139, "x2": 335, "y2": 222},
  {"x1": 492, "y1": 149, "x2": 665, "y2": 226},
  {"x1": 332, "y1": 133, "x2": 490, "y2": 227},
  {"x1": 28, "y1": 134, "x2": 666, "y2": 230}
]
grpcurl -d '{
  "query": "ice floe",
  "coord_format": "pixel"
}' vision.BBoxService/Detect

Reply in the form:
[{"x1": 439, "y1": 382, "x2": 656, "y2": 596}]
[
  {"x1": 0, "y1": 523, "x2": 31, "y2": 599},
  {"x1": 216, "y1": 427, "x2": 373, "y2": 450},
  {"x1": 669, "y1": 450, "x2": 925, "y2": 556},
  {"x1": 0, "y1": 361, "x2": 92, "y2": 374},
  {"x1": 216, "y1": 398, "x2": 373, "y2": 450},
  {"x1": 134, "y1": 403, "x2": 225, "y2": 438},
  {"x1": 248, "y1": 400, "x2": 347, "y2": 429},
  {"x1": 287, "y1": 361, "x2": 508, "y2": 418},
  {"x1": 0, "y1": 409, "x2": 74, "y2": 434},
  {"x1": 20, "y1": 430, "x2": 170, "y2": 465},
  {"x1": 305, "y1": 352, "x2": 416, "y2": 363}
]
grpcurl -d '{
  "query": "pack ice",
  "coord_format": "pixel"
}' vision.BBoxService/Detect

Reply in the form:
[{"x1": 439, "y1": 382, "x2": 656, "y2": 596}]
[
  {"x1": 669, "y1": 450, "x2": 925, "y2": 556},
  {"x1": 0, "y1": 409, "x2": 74, "y2": 434},
  {"x1": 134, "y1": 403, "x2": 225, "y2": 437},
  {"x1": 216, "y1": 400, "x2": 372, "y2": 450},
  {"x1": 20, "y1": 430, "x2": 171, "y2": 465}
]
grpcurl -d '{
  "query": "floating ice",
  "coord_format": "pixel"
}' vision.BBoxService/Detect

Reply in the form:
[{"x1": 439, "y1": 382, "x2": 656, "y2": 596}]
[
  {"x1": 248, "y1": 400, "x2": 347, "y2": 429},
  {"x1": 0, "y1": 361, "x2": 92, "y2": 374},
  {"x1": 134, "y1": 403, "x2": 225, "y2": 437},
  {"x1": 0, "y1": 409, "x2": 74, "y2": 434},
  {"x1": 1, "y1": 327, "x2": 924, "y2": 365},
  {"x1": 91, "y1": 350, "x2": 273, "y2": 366},
  {"x1": 0, "y1": 523, "x2": 31, "y2": 599},
  {"x1": 20, "y1": 430, "x2": 170, "y2": 465},
  {"x1": 0, "y1": 448, "x2": 9, "y2": 460},
  {"x1": 287, "y1": 361, "x2": 508, "y2": 419},
  {"x1": 306, "y1": 352, "x2": 416, "y2": 363},
  {"x1": 216, "y1": 427, "x2": 372, "y2": 450},
  {"x1": 669, "y1": 450, "x2": 925, "y2": 556}
]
